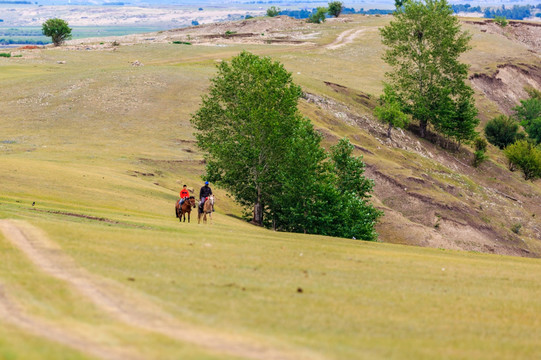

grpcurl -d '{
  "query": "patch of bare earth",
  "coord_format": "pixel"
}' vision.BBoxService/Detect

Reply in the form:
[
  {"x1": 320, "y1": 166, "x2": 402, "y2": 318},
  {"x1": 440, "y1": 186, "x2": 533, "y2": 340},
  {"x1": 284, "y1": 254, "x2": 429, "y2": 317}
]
[
  {"x1": 0, "y1": 220, "x2": 323, "y2": 360},
  {"x1": 466, "y1": 19, "x2": 541, "y2": 53},
  {"x1": 470, "y1": 63, "x2": 541, "y2": 114}
]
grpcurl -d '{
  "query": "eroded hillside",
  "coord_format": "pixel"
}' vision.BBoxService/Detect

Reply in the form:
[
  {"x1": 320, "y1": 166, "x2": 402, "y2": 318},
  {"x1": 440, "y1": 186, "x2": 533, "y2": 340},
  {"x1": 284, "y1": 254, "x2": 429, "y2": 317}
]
[{"x1": 2, "y1": 15, "x2": 540, "y2": 257}]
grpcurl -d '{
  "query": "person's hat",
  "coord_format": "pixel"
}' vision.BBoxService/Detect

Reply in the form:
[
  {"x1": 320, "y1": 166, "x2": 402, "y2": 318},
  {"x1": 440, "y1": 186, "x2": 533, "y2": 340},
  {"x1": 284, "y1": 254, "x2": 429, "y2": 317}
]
[{"x1": 205, "y1": 181, "x2": 209, "y2": 185}]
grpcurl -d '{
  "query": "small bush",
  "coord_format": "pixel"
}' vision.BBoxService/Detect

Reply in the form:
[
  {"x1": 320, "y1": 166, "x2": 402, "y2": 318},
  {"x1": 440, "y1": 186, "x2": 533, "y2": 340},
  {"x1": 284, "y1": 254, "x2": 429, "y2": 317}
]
[
  {"x1": 112, "y1": 40, "x2": 120, "y2": 46},
  {"x1": 511, "y1": 223, "x2": 521, "y2": 234},
  {"x1": 308, "y1": 7, "x2": 328, "y2": 23},
  {"x1": 224, "y1": 30, "x2": 237, "y2": 36},
  {"x1": 172, "y1": 41, "x2": 191, "y2": 45},
  {"x1": 473, "y1": 150, "x2": 488, "y2": 167},
  {"x1": 494, "y1": 16, "x2": 508, "y2": 27},
  {"x1": 504, "y1": 140, "x2": 541, "y2": 180},
  {"x1": 245, "y1": 15, "x2": 253, "y2": 19},
  {"x1": 266, "y1": 6, "x2": 280, "y2": 17},
  {"x1": 485, "y1": 115, "x2": 520, "y2": 149},
  {"x1": 474, "y1": 137, "x2": 488, "y2": 152},
  {"x1": 0, "y1": 52, "x2": 11, "y2": 57}
]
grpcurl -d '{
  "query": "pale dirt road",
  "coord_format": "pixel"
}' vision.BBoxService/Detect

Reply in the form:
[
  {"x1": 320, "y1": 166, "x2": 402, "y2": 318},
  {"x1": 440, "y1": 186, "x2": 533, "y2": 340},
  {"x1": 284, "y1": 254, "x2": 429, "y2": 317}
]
[
  {"x1": 0, "y1": 219, "x2": 323, "y2": 360},
  {"x1": 325, "y1": 28, "x2": 369, "y2": 50},
  {"x1": 0, "y1": 285, "x2": 141, "y2": 360}
]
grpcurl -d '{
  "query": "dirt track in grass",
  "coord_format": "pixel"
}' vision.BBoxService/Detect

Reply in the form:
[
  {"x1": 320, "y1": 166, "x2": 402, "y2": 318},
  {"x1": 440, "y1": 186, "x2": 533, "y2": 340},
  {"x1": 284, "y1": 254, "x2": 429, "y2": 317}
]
[{"x1": 0, "y1": 219, "x2": 322, "y2": 360}]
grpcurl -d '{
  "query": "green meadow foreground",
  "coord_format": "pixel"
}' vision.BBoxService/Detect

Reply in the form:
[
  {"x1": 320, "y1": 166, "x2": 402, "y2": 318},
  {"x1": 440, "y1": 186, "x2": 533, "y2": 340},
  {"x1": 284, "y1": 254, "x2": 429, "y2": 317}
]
[{"x1": 1, "y1": 14, "x2": 541, "y2": 359}]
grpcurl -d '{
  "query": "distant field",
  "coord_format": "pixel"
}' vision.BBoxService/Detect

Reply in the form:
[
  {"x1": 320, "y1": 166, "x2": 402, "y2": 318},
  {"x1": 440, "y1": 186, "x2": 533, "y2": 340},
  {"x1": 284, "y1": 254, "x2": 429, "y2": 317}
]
[{"x1": 0, "y1": 26, "x2": 166, "y2": 47}]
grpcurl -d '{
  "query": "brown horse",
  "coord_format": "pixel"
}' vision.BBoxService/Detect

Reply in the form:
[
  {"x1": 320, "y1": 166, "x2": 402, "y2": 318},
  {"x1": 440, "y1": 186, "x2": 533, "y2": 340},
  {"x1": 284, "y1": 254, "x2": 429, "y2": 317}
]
[
  {"x1": 176, "y1": 196, "x2": 196, "y2": 223},
  {"x1": 198, "y1": 195, "x2": 214, "y2": 224}
]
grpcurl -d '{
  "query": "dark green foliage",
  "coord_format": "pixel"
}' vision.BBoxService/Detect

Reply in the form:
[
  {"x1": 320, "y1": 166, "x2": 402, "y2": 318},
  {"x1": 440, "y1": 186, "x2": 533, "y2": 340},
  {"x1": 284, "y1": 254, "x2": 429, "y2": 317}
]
[
  {"x1": 172, "y1": 41, "x2": 191, "y2": 45},
  {"x1": 266, "y1": 6, "x2": 280, "y2": 17},
  {"x1": 191, "y1": 52, "x2": 381, "y2": 240},
  {"x1": 307, "y1": 7, "x2": 328, "y2": 23},
  {"x1": 484, "y1": 115, "x2": 520, "y2": 149},
  {"x1": 374, "y1": 86, "x2": 409, "y2": 139},
  {"x1": 42, "y1": 18, "x2": 72, "y2": 46},
  {"x1": 472, "y1": 137, "x2": 488, "y2": 167},
  {"x1": 513, "y1": 91, "x2": 541, "y2": 145},
  {"x1": 328, "y1": 1, "x2": 344, "y2": 17},
  {"x1": 0, "y1": 52, "x2": 10, "y2": 57},
  {"x1": 380, "y1": 0, "x2": 478, "y2": 143},
  {"x1": 504, "y1": 140, "x2": 541, "y2": 180},
  {"x1": 494, "y1": 16, "x2": 508, "y2": 27}
]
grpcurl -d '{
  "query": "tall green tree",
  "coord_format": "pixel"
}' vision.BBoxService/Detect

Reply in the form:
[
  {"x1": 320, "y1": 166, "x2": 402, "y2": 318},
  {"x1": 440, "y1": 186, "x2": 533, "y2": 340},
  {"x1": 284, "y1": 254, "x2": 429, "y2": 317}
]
[
  {"x1": 380, "y1": 0, "x2": 478, "y2": 142},
  {"x1": 191, "y1": 51, "x2": 303, "y2": 226},
  {"x1": 42, "y1": 18, "x2": 72, "y2": 46},
  {"x1": 513, "y1": 92, "x2": 541, "y2": 144},
  {"x1": 191, "y1": 52, "x2": 381, "y2": 240}
]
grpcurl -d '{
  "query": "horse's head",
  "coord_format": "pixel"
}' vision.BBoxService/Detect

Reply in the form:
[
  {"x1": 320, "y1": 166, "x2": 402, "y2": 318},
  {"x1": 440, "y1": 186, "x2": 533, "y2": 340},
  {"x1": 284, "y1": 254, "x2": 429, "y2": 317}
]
[
  {"x1": 189, "y1": 196, "x2": 196, "y2": 207},
  {"x1": 208, "y1": 195, "x2": 214, "y2": 206}
]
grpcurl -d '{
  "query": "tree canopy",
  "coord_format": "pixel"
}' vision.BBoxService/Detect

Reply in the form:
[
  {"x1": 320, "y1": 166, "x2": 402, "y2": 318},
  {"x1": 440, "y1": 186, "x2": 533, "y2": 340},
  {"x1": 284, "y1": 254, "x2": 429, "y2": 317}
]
[
  {"x1": 42, "y1": 18, "x2": 72, "y2": 46},
  {"x1": 191, "y1": 51, "x2": 381, "y2": 240},
  {"x1": 380, "y1": 0, "x2": 478, "y2": 144}
]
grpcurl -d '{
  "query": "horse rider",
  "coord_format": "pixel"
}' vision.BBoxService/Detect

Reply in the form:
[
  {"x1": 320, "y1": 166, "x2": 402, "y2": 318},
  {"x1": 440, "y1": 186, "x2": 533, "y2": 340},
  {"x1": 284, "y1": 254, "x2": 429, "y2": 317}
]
[
  {"x1": 178, "y1": 184, "x2": 190, "y2": 207},
  {"x1": 199, "y1": 181, "x2": 213, "y2": 210}
]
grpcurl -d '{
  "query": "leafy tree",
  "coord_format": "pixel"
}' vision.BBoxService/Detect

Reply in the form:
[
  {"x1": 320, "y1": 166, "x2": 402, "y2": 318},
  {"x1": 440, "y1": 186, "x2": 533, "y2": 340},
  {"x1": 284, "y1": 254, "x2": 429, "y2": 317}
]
[
  {"x1": 328, "y1": 1, "x2": 344, "y2": 17},
  {"x1": 484, "y1": 115, "x2": 521, "y2": 149},
  {"x1": 380, "y1": 0, "x2": 477, "y2": 142},
  {"x1": 191, "y1": 52, "x2": 303, "y2": 225},
  {"x1": 266, "y1": 6, "x2": 280, "y2": 17},
  {"x1": 374, "y1": 86, "x2": 409, "y2": 139},
  {"x1": 307, "y1": 7, "x2": 328, "y2": 23},
  {"x1": 504, "y1": 140, "x2": 541, "y2": 180},
  {"x1": 191, "y1": 52, "x2": 381, "y2": 239},
  {"x1": 513, "y1": 92, "x2": 541, "y2": 144},
  {"x1": 42, "y1": 18, "x2": 71, "y2": 46}
]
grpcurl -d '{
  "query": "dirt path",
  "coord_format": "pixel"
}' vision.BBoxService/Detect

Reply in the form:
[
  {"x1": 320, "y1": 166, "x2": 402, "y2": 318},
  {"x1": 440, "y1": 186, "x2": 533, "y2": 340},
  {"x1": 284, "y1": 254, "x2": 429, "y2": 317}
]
[
  {"x1": 0, "y1": 284, "x2": 140, "y2": 360},
  {"x1": 0, "y1": 220, "x2": 320, "y2": 360},
  {"x1": 325, "y1": 28, "x2": 368, "y2": 50}
]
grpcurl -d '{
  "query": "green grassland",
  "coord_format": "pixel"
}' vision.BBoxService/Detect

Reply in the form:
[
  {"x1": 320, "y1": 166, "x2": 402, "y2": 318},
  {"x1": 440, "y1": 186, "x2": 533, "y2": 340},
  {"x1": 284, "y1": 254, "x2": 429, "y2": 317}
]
[{"x1": 1, "y1": 15, "x2": 541, "y2": 359}]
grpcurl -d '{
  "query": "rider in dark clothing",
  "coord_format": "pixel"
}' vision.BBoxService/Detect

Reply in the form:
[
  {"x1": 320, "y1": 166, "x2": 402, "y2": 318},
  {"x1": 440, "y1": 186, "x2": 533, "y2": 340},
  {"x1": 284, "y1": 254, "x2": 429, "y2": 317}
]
[{"x1": 199, "y1": 181, "x2": 213, "y2": 208}]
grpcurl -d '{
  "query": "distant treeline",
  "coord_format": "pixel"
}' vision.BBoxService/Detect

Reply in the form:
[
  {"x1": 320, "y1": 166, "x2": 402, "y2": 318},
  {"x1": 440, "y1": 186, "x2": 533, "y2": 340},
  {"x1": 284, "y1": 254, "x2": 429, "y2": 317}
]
[
  {"x1": 484, "y1": 4, "x2": 541, "y2": 20},
  {"x1": 278, "y1": 7, "x2": 393, "y2": 19},
  {"x1": 0, "y1": 0, "x2": 32, "y2": 3},
  {"x1": 277, "y1": 3, "x2": 540, "y2": 20}
]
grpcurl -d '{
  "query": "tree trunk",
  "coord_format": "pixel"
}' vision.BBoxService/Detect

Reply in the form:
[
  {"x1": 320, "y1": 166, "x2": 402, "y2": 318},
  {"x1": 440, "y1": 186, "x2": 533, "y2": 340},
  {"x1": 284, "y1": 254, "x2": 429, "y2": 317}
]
[
  {"x1": 419, "y1": 119, "x2": 428, "y2": 138},
  {"x1": 252, "y1": 187, "x2": 263, "y2": 226},
  {"x1": 387, "y1": 123, "x2": 393, "y2": 139}
]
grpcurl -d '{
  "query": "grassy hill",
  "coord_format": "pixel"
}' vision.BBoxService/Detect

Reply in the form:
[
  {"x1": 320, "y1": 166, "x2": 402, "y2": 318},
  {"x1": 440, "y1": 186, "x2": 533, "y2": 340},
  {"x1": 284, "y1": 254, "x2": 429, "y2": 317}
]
[{"x1": 1, "y1": 14, "x2": 540, "y2": 359}]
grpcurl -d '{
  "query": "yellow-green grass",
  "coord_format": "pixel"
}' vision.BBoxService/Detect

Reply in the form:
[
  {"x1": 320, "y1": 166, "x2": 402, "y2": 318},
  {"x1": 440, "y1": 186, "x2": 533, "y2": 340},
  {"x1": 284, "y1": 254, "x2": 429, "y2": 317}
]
[{"x1": 2, "y1": 197, "x2": 541, "y2": 359}]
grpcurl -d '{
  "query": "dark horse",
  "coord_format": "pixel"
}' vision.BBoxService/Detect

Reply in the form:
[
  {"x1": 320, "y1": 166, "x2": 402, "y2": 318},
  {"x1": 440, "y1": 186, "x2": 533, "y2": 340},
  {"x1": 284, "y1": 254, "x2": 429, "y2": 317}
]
[{"x1": 175, "y1": 196, "x2": 196, "y2": 222}]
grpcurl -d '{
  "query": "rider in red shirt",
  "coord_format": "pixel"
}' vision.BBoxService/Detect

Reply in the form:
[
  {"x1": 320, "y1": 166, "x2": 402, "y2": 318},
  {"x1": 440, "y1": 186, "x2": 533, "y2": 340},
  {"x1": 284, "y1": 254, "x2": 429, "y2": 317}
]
[{"x1": 179, "y1": 185, "x2": 190, "y2": 206}]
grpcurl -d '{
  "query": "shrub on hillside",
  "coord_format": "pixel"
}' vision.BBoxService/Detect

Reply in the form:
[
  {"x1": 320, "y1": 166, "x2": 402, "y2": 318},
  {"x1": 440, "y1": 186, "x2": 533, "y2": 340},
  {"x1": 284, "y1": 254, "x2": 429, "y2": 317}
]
[
  {"x1": 266, "y1": 6, "x2": 280, "y2": 17},
  {"x1": 504, "y1": 140, "x2": 541, "y2": 180},
  {"x1": 494, "y1": 16, "x2": 508, "y2": 27},
  {"x1": 307, "y1": 7, "x2": 328, "y2": 23},
  {"x1": 0, "y1": 52, "x2": 10, "y2": 57},
  {"x1": 472, "y1": 137, "x2": 489, "y2": 167},
  {"x1": 484, "y1": 115, "x2": 521, "y2": 149},
  {"x1": 513, "y1": 93, "x2": 541, "y2": 145}
]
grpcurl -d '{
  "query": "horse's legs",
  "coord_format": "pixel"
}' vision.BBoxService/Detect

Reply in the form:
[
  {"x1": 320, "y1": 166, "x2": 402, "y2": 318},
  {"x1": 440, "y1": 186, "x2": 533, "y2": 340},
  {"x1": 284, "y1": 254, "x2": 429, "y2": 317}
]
[{"x1": 187, "y1": 211, "x2": 190, "y2": 223}]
